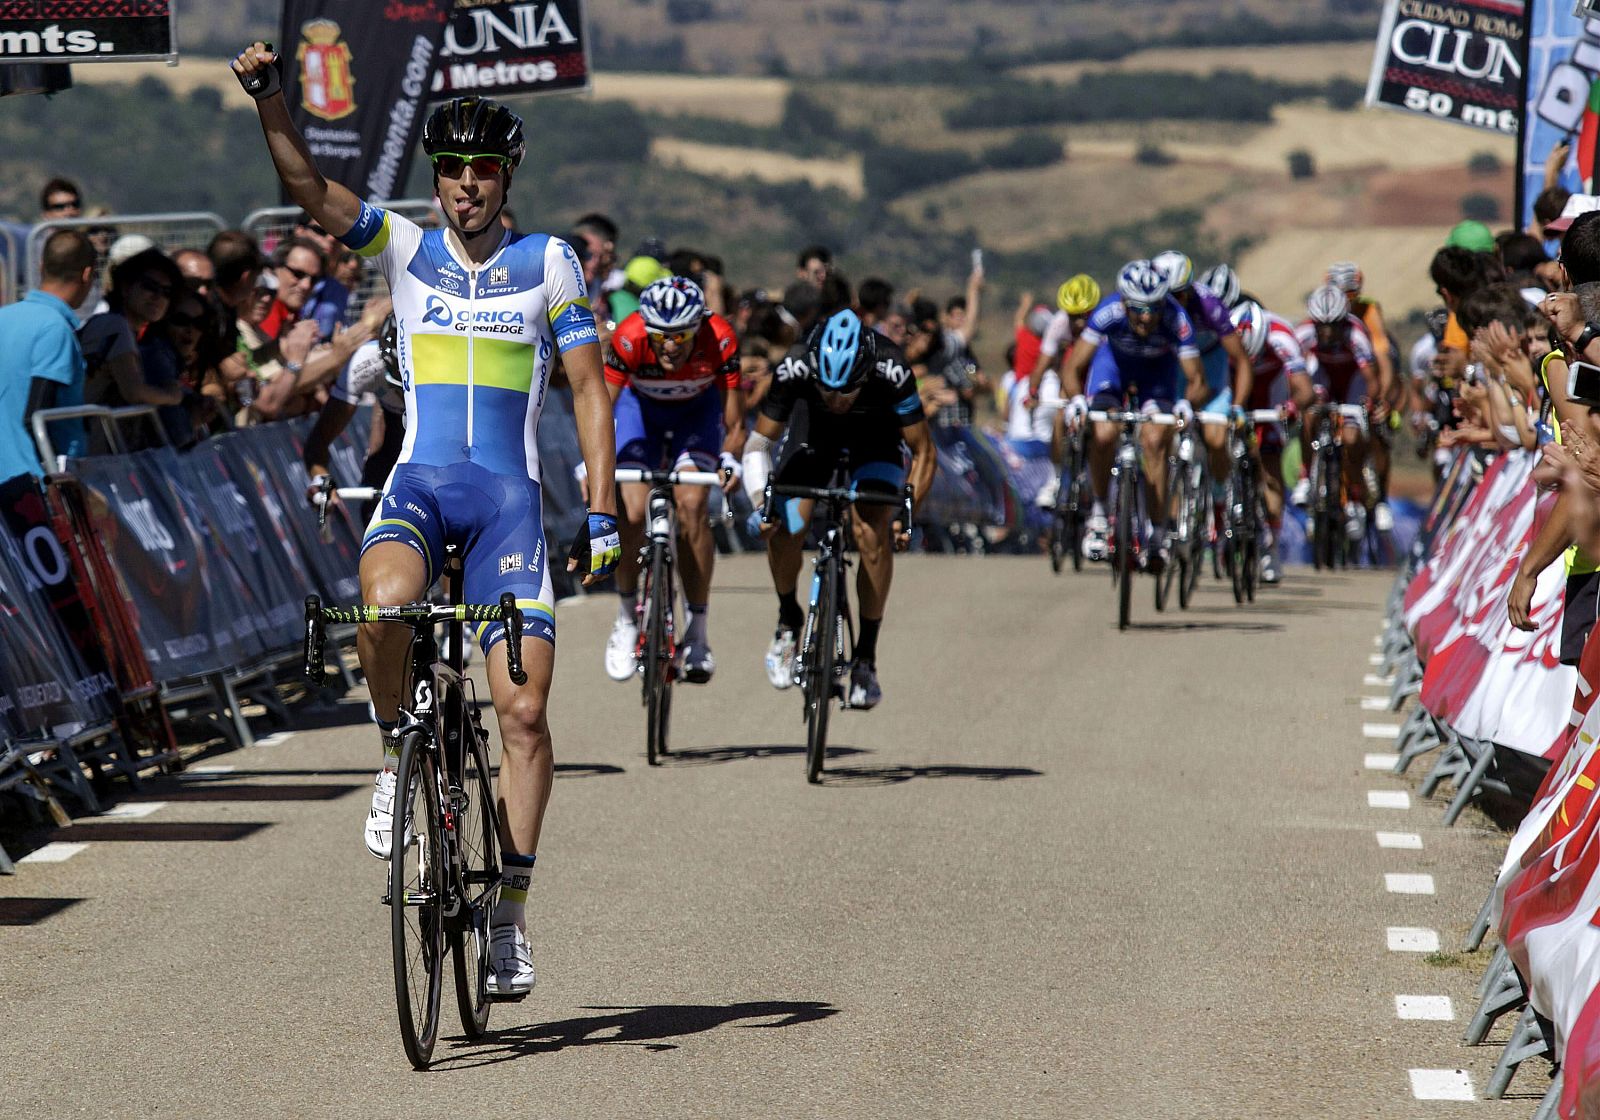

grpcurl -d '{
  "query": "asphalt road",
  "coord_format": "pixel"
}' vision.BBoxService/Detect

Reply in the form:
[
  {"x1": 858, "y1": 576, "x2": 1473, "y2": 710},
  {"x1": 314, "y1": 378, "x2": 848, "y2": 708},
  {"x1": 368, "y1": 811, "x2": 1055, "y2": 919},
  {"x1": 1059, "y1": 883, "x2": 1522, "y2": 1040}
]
[{"x1": 0, "y1": 556, "x2": 1536, "y2": 1118}]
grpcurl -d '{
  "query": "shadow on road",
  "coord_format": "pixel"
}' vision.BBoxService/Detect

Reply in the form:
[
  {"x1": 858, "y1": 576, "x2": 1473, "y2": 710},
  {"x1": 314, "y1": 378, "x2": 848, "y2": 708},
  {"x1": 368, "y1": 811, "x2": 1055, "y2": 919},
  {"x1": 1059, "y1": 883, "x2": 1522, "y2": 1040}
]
[
  {"x1": 666, "y1": 744, "x2": 868, "y2": 766},
  {"x1": 823, "y1": 762, "x2": 1043, "y2": 786},
  {"x1": 434, "y1": 1000, "x2": 839, "y2": 1067},
  {"x1": 1127, "y1": 619, "x2": 1285, "y2": 634}
]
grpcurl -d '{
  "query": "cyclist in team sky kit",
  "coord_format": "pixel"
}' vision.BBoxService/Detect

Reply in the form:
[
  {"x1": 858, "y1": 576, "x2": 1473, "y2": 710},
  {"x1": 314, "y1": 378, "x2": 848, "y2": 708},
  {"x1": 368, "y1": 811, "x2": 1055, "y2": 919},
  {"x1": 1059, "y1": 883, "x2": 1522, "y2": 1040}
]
[
  {"x1": 1060, "y1": 260, "x2": 1208, "y2": 562},
  {"x1": 601, "y1": 275, "x2": 745, "y2": 683},
  {"x1": 743, "y1": 304, "x2": 936, "y2": 710},
  {"x1": 234, "y1": 43, "x2": 622, "y2": 1002}
]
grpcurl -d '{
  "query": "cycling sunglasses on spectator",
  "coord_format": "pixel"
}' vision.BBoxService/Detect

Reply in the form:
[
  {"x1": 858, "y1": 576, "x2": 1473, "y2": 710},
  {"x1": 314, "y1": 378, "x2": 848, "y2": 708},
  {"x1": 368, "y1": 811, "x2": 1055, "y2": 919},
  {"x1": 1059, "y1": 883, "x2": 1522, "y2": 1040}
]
[
  {"x1": 431, "y1": 152, "x2": 510, "y2": 178},
  {"x1": 280, "y1": 264, "x2": 319, "y2": 284},
  {"x1": 648, "y1": 328, "x2": 697, "y2": 348},
  {"x1": 43, "y1": 196, "x2": 79, "y2": 213}
]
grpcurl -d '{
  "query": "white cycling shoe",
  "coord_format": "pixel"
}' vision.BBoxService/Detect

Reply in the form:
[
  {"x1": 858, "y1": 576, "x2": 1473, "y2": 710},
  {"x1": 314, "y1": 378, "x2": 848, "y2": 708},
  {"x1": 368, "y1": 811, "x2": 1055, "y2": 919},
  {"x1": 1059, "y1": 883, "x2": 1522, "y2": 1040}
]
[
  {"x1": 1345, "y1": 501, "x2": 1366, "y2": 541},
  {"x1": 1034, "y1": 477, "x2": 1059, "y2": 510},
  {"x1": 1082, "y1": 513, "x2": 1109, "y2": 562},
  {"x1": 1374, "y1": 501, "x2": 1395, "y2": 533},
  {"x1": 365, "y1": 767, "x2": 396, "y2": 860},
  {"x1": 1260, "y1": 550, "x2": 1281, "y2": 585},
  {"x1": 680, "y1": 639, "x2": 715, "y2": 684},
  {"x1": 766, "y1": 627, "x2": 797, "y2": 690},
  {"x1": 604, "y1": 616, "x2": 639, "y2": 682},
  {"x1": 486, "y1": 924, "x2": 536, "y2": 1000},
  {"x1": 1290, "y1": 477, "x2": 1311, "y2": 508}
]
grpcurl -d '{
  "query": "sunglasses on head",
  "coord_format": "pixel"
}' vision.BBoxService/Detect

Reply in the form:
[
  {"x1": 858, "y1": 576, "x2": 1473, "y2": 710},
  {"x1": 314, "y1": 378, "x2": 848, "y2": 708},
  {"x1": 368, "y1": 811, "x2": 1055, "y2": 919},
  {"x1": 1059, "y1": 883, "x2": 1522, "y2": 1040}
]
[
  {"x1": 431, "y1": 152, "x2": 509, "y2": 178},
  {"x1": 648, "y1": 328, "x2": 697, "y2": 347}
]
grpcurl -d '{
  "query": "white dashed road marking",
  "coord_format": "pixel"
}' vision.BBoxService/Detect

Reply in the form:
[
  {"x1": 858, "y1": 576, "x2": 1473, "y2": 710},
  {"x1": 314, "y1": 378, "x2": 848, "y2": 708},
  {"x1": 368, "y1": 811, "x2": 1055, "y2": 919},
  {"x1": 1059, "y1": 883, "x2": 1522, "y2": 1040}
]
[
  {"x1": 1368, "y1": 790, "x2": 1411, "y2": 809},
  {"x1": 1364, "y1": 674, "x2": 1395, "y2": 687},
  {"x1": 1396, "y1": 995, "x2": 1454, "y2": 1020},
  {"x1": 18, "y1": 842, "x2": 88, "y2": 864},
  {"x1": 1363, "y1": 723, "x2": 1402, "y2": 739},
  {"x1": 1369, "y1": 653, "x2": 1386, "y2": 665},
  {"x1": 1408, "y1": 1069, "x2": 1475, "y2": 1100},
  {"x1": 178, "y1": 765, "x2": 236, "y2": 781},
  {"x1": 1364, "y1": 753, "x2": 1400, "y2": 769},
  {"x1": 99, "y1": 801, "x2": 166, "y2": 820},
  {"x1": 1386, "y1": 873, "x2": 1436, "y2": 895},
  {"x1": 1361, "y1": 696, "x2": 1393, "y2": 711},
  {"x1": 1387, "y1": 927, "x2": 1440, "y2": 952},
  {"x1": 1376, "y1": 831, "x2": 1422, "y2": 850}
]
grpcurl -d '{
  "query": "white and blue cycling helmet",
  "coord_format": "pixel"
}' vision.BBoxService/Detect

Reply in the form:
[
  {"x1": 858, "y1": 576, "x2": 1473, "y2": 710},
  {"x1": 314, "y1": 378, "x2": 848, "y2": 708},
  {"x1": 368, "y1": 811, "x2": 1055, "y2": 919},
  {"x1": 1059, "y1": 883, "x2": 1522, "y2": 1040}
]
[
  {"x1": 1230, "y1": 300, "x2": 1269, "y2": 359},
  {"x1": 1199, "y1": 263, "x2": 1241, "y2": 309},
  {"x1": 1151, "y1": 250, "x2": 1194, "y2": 292},
  {"x1": 639, "y1": 276, "x2": 706, "y2": 334},
  {"x1": 813, "y1": 308, "x2": 871, "y2": 391},
  {"x1": 1116, "y1": 260, "x2": 1169, "y2": 308}
]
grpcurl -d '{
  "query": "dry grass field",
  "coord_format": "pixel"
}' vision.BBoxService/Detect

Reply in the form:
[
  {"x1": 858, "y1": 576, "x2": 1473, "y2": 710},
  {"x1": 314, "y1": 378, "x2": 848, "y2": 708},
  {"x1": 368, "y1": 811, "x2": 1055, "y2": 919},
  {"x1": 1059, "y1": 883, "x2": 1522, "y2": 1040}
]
[
  {"x1": 1237, "y1": 226, "x2": 1451, "y2": 321},
  {"x1": 648, "y1": 138, "x2": 864, "y2": 196},
  {"x1": 591, "y1": 73, "x2": 791, "y2": 125},
  {"x1": 1020, "y1": 43, "x2": 1376, "y2": 86}
]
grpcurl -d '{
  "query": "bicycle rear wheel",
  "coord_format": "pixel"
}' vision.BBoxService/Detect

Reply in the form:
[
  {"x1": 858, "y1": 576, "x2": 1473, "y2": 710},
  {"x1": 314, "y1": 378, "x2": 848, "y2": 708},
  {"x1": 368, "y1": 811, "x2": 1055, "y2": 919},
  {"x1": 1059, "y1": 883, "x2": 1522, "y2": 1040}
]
[
  {"x1": 805, "y1": 558, "x2": 838, "y2": 782},
  {"x1": 1226, "y1": 474, "x2": 1246, "y2": 605},
  {"x1": 1115, "y1": 470, "x2": 1135, "y2": 630},
  {"x1": 390, "y1": 729, "x2": 445, "y2": 1069},
  {"x1": 449, "y1": 724, "x2": 498, "y2": 1040},
  {"x1": 643, "y1": 545, "x2": 673, "y2": 765}
]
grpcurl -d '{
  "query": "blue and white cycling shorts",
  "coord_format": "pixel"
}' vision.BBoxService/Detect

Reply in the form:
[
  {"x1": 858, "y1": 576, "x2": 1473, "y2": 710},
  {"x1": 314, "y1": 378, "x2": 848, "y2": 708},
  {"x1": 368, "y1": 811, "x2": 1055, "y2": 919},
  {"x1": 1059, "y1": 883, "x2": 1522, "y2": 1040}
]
[
  {"x1": 363, "y1": 461, "x2": 555, "y2": 654},
  {"x1": 1085, "y1": 345, "x2": 1181, "y2": 410},
  {"x1": 614, "y1": 386, "x2": 723, "y2": 472}
]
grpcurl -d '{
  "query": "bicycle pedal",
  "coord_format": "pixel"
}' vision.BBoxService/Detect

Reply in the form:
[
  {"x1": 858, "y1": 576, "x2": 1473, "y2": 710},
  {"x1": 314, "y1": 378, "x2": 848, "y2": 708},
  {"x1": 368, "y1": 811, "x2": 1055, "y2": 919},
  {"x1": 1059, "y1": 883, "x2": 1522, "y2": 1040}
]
[{"x1": 487, "y1": 990, "x2": 531, "y2": 1004}]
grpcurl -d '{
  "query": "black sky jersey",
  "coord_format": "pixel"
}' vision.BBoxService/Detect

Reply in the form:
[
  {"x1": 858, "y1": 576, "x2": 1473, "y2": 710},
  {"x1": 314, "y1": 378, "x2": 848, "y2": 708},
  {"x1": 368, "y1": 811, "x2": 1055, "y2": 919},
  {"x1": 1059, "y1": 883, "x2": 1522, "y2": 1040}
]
[{"x1": 760, "y1": 329, "x2": 926, "y2": 429}]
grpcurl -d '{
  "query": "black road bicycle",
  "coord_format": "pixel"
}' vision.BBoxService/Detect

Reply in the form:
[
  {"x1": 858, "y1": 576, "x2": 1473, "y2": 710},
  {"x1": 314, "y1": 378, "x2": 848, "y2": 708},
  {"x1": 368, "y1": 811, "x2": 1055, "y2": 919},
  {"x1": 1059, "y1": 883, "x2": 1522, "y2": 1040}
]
[
  {"x1": 613, "y1": 466, "x2": 721, "y2": 766},
  {"x1": 1092, "y1": 406, "x2": 1177, "y2": 631},
  {"x1": 1217, "y1": 408, "x2": 1282, "y2": 605},
  {"x1": 306, "y1": 484, "x2": 522, "y2": 1069},
  {"x1": 1305, "y1": 400, "x2": 1367, "y2": 571},
  {"x1": 1160, "y1": 414, "x2": 1208, "y2": 613},
  {"x1": 1049, "y1": 418, "x2": 1093, "y2": 575},
  {"x1": 768, "y1": 480, "x2": 911, "y2": 784}
]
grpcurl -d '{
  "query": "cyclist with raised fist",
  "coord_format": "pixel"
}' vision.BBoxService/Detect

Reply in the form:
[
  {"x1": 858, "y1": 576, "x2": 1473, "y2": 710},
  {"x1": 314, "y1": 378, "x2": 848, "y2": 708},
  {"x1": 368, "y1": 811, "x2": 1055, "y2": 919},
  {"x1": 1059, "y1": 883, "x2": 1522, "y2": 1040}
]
[{"x1": 234, "y1": 43, "x2": 620, "y2": 1002}]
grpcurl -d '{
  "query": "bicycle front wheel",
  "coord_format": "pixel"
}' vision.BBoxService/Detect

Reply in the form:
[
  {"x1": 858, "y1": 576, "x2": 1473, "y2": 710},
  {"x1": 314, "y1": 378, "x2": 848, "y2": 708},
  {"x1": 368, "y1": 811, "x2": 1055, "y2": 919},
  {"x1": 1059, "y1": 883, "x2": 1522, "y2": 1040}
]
[
  {"x1": 450, "y1": 726, "x2": 498, "y2": 1040},
  {"x1": 390, "y1": 729, "x2": 445, "y2": 1069},
  {"x1": 1115, "y1": 470, "x2": 1135, "y2": 630},
  {"x1": 805, "y1": 559, "x2": 838, "y2": 783},
  {"x1": 643, "y1": 545, "x2": 673, "y2": 765}
]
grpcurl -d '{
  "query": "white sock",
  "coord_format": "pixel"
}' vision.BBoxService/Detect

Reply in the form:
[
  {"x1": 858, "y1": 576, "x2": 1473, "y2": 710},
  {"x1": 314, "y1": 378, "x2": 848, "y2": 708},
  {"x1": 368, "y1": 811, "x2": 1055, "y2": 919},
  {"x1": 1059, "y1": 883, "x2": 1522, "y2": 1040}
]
[
  {"x1": 617, "y1": 595, "x2": 635, "y2": 626},
  {"x1": 492, "y1": 853, "x2": 536, "y2": 931},
  {"x1": 1091, "y1": 499, "x2": 1105, "y2": 519}
]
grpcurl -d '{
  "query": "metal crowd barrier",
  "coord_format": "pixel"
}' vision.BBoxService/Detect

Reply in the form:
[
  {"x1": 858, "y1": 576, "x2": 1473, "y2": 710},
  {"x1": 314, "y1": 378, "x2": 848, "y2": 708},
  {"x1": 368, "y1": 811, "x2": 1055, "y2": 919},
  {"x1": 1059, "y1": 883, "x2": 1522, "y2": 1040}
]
[
  {"x1": 32, "y1": 403, "x2": 168, "y2": 473},
  {"x1": 242, "y1": 199, "x2": 441, "y2": 321},
  {"x1": 24, "y1": 211, "x2": 227, "y2": 292}
]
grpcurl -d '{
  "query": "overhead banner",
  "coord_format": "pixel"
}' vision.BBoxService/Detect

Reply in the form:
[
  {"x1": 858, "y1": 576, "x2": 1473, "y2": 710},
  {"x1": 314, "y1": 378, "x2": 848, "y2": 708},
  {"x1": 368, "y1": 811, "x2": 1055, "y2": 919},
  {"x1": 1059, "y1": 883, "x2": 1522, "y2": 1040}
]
[
  {"x1": 431, "y1": 0, "x2": 591, "y2": 99},
  {"x1": 1521, "y1": 0, "x2": 1599, "y2": 228},
  {"x1": 1366, "y1": 0, "x2": 1527, "y2": 133},
  {"x1": 0, "y1": 1, "x2": 174, "y2": 65},
  {"x1": 279, "y1": 0, "x2": 452, "y2": 202}
]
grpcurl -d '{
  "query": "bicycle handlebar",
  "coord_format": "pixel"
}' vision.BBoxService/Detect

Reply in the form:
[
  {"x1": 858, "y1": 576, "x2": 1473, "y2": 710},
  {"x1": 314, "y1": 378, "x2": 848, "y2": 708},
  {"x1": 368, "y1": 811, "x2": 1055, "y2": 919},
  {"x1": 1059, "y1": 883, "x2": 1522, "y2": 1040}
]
[
  {"x1": 1198, "y1": 408, "x2": 1286, "y2": 424},
  {"x1": 613, "y1": 468, "x2": 721, "y2": 487},
  {"x1": 302, "y1": 593, "x2": 527, "y2": 686},
  {"x1": 310, "y1": 476, "x2": 381, "y2": 529},
  {"x1": 769, "y1": 483, "x2": 905, "y2": 506},
  {"x1": 1086, "y1": 410, "x2": 1178, "y2": 425}
]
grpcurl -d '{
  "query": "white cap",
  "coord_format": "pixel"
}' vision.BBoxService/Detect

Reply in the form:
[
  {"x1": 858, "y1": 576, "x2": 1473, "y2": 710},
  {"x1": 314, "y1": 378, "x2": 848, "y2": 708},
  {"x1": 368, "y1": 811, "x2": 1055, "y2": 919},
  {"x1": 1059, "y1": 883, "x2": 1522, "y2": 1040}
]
[
  {"x1": 1547, "y1": 194, "x2": 1600, "y2": 234},
  {"x1": 107, "y1": 233, "x2": 157, "y2": 267}
]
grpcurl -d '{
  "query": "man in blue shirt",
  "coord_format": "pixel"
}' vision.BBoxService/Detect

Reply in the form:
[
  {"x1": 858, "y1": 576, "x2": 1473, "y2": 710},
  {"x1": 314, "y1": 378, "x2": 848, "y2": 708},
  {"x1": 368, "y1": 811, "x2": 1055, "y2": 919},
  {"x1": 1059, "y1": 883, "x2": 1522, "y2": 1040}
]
[{"x1": 0, "y1": 230, "x2": 96, "y2": 483}]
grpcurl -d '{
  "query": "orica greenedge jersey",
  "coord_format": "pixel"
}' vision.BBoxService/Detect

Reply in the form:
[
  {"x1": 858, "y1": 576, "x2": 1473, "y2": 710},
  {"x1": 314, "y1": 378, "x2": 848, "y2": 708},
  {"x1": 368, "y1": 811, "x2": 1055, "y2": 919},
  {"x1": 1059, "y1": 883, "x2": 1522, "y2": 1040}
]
[{"x1": 339, "y1": 202, "x2": 598, "y2": 482}]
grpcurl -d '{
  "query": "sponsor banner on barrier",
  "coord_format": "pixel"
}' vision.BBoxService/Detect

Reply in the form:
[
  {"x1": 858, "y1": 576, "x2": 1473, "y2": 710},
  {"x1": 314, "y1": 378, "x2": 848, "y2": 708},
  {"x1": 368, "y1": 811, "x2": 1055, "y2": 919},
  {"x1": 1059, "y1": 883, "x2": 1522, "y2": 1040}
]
[
  {"x1": 0, "y1": 1, "x2": 175, "y2": 65},
  {"x1": 431, "y1": 0, "x2": 590, "y2": 99},
  {"x1": 0, "y1": 515, "x2": 112, "y2": 738},
  {"x1": 1366, "y1": 0, "x2": 1526, "y2": 134},
  {"x1": 280, "y1": 0, "x2": 451, "y2": 203}
]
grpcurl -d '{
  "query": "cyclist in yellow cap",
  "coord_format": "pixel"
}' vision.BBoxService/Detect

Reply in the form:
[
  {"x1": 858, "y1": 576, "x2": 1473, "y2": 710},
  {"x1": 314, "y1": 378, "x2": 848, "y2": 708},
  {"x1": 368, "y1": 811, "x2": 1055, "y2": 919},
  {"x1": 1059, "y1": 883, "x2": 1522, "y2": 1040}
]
[{"x1": 1027, "y1": 274, "x2": 1100, "y2": 403}]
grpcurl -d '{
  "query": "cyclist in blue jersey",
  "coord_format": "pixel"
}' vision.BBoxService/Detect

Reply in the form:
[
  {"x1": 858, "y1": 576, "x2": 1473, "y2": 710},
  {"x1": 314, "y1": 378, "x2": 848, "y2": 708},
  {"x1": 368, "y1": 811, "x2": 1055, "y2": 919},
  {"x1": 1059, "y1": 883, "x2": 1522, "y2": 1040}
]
[
  {"x1": 1152, "y1": 250, "x2": 1253, "y2": 527},
  {"x1": 1059, "y1": 260, "x2": 1207, "y2": 562},
  {"x1": 235, "y1": 43, "x2": 621, "y2": 1002}
]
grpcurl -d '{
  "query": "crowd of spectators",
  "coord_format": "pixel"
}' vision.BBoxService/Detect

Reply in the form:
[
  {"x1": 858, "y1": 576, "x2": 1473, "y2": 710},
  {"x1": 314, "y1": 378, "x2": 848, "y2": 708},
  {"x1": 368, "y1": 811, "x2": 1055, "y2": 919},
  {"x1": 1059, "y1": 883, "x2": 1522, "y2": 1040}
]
[{"x1": 0, "y1": 175, "x2": 1023, "y2": 549}]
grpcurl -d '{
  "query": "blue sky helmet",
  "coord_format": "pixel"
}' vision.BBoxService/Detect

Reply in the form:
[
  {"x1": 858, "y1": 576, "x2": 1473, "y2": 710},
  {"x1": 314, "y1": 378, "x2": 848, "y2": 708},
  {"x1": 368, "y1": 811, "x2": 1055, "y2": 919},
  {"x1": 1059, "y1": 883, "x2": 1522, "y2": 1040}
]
[{"x1": 814, "y1": 308, "x2": 869, "y2": 391}]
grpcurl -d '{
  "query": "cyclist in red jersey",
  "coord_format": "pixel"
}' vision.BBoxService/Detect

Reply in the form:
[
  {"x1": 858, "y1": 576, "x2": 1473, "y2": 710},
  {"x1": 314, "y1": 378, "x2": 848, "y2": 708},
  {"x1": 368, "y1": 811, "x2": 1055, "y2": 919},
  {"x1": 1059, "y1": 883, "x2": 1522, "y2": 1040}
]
[
  {"x1": 602, "y1": 276, "x2": 745, "y2": 683},
  {"x1": 1233, "y1": 301, "x2": 1312, "y2": 584},
  {"x1": 1294, "y1": 284, "x2": 1381, "y2": 541}
]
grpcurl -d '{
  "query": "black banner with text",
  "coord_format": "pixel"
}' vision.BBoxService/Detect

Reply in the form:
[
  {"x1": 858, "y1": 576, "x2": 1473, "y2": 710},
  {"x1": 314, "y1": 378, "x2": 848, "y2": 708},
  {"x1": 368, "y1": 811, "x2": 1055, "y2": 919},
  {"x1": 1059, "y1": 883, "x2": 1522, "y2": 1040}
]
[
  {"x1": 1365, "y1": 0, "x2": 1526, "y2": 134},
  {"x1": 431, "y1": 0, "x2": 590, "y2": 99}
]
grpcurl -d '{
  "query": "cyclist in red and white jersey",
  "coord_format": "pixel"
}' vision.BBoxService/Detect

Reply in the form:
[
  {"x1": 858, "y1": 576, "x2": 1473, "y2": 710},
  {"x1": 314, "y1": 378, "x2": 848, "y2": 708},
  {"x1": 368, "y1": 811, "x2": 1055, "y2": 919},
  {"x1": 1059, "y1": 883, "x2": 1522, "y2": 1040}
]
[
  {"x1": 1232, "y1": 301, "x2": 1312, "y2": 584},
  {"x1": 602, "y1": 276, "x2": 745, "y2": 683},
  {"x1": 1294, "y1": 284, "x2": 1381, "y2": 539}
]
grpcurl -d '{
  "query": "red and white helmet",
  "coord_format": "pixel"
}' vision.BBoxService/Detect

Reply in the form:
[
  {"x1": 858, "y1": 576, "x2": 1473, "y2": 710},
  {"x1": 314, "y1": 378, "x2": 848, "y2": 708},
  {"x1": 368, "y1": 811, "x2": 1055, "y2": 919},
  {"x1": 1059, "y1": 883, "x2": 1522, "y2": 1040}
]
[
  {"x1": 1306, "y1": 283, "x2": 1349, "y2": 325},
  {"x1": 1326, "y1": 261, "x2": 1363, "y2": 294},
  {"x1": 1231, "y1": 301, "x2": 1270, "y2": 359}
]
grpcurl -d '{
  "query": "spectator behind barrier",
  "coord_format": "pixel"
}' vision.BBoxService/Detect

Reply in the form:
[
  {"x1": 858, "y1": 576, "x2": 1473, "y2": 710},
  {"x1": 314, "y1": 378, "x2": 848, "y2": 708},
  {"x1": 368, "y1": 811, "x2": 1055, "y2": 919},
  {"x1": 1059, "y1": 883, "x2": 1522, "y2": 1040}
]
[
  {"x1": 858, "y1": 277, "x2": 893, "y2": 333},
  {"x1": 796, "y1": 244, "x2": 831, "y2": 288},
  {"x1": 140, "y1": 283, "x2": 218, "y2": 448},
  {"x1": 0, "y1": 228, "x2": 95, "y2": 482},
  {"x1": 292, "y1": 212, "x2": 351, "y2": 338},
  {"x1": 80, "y1": 247, "x2": 189, "y2": 449},
  {"x1": 261, "y1": 236, "x2": 325, "y2": 341}
]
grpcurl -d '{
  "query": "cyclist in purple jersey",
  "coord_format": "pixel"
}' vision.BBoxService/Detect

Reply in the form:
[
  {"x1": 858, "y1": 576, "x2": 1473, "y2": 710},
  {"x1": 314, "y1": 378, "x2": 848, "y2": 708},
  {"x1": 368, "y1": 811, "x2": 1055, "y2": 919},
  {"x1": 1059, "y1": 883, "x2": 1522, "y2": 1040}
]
[{"x1": 1153, "y1": 251, "x2": 1254, "y2": 531}]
